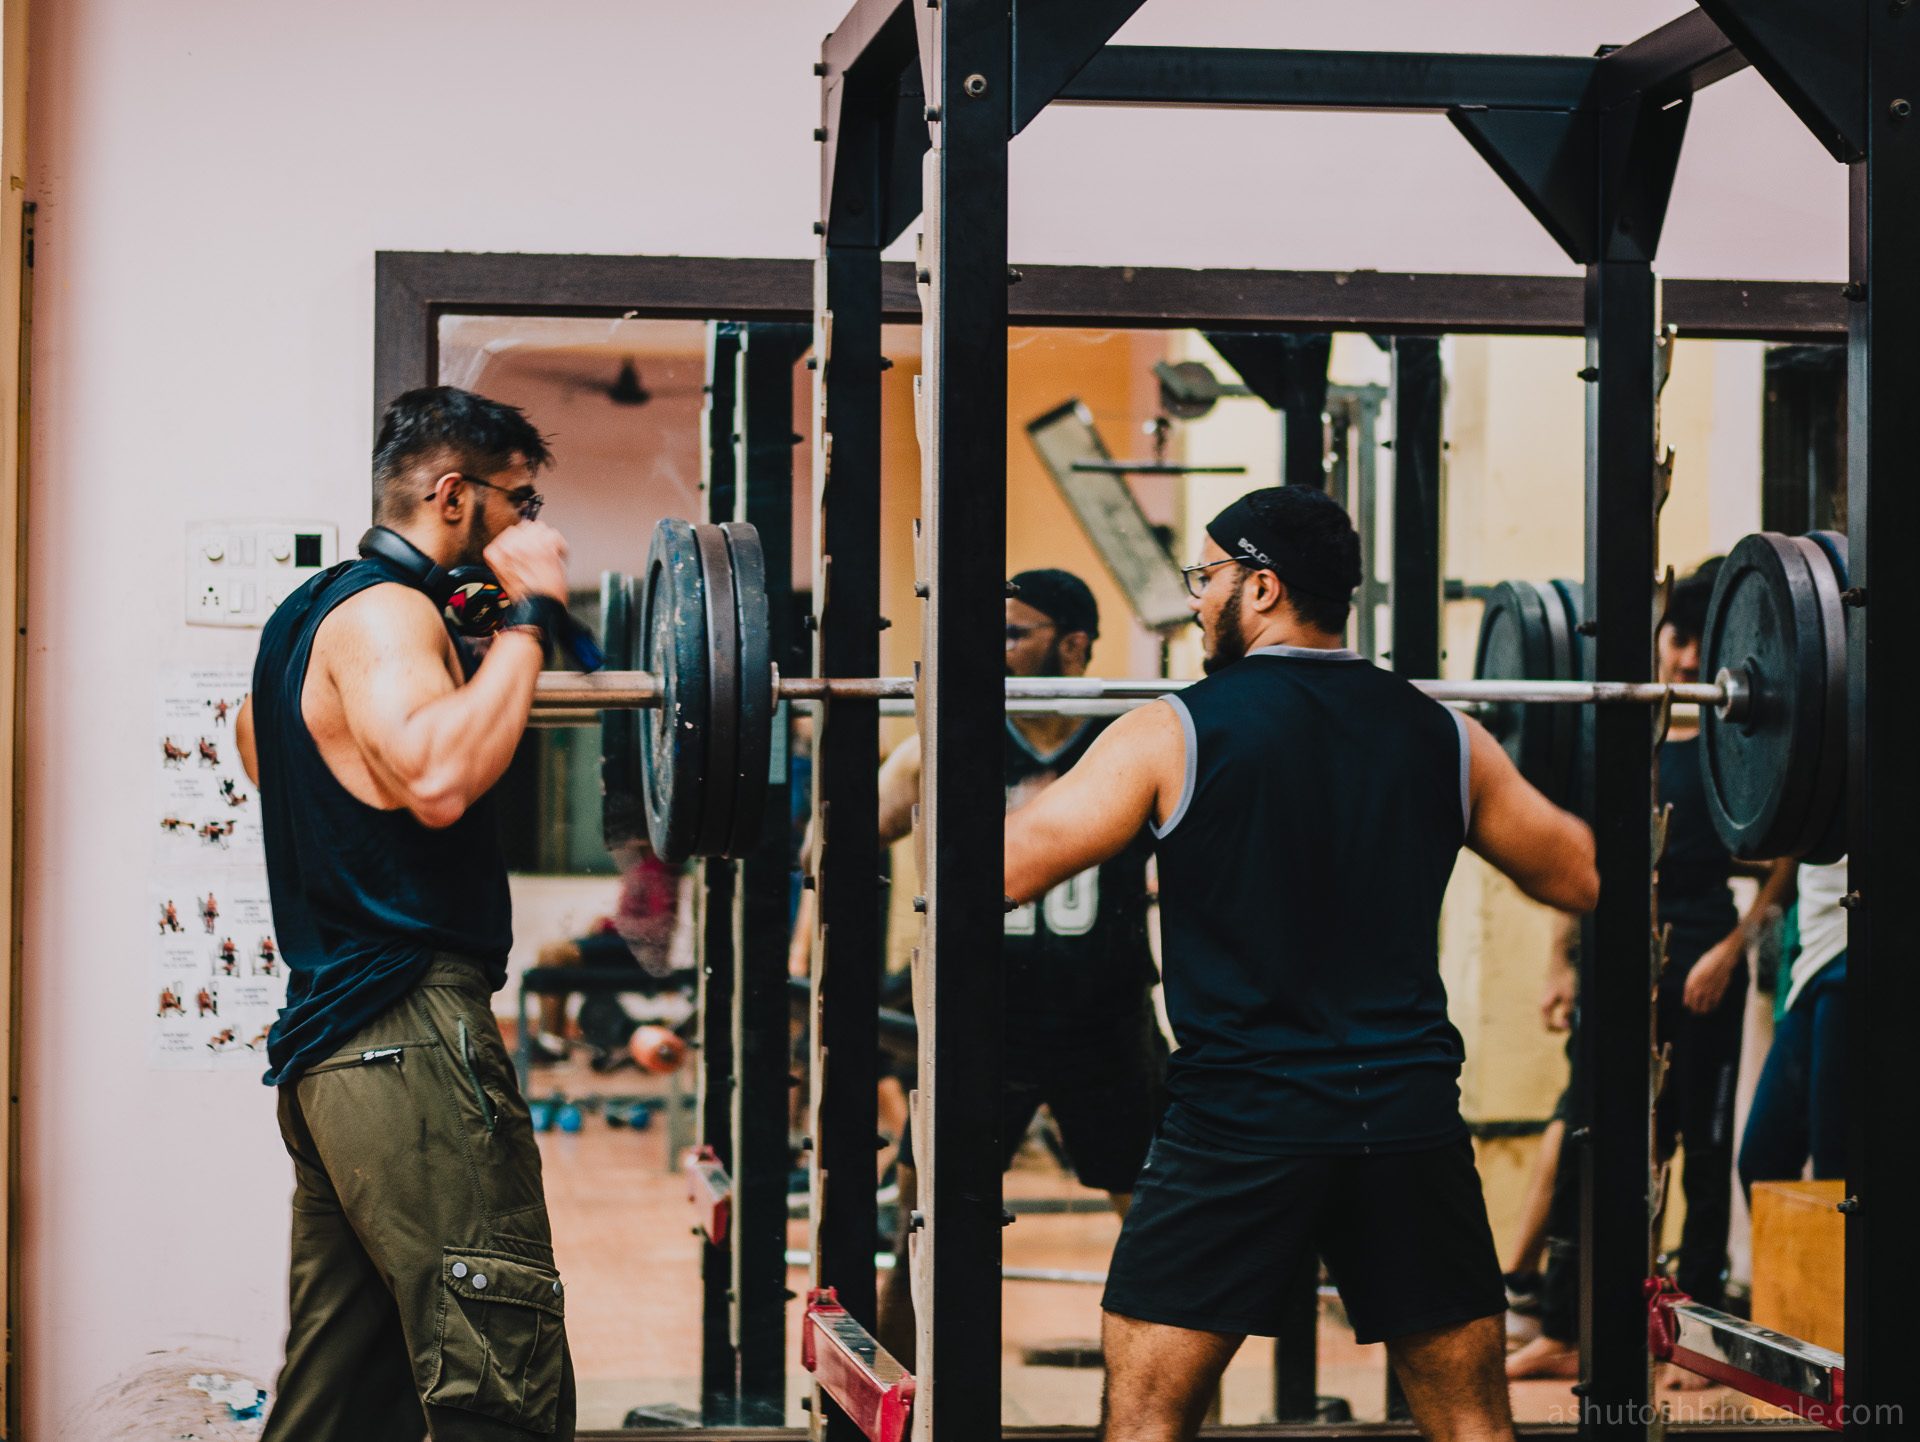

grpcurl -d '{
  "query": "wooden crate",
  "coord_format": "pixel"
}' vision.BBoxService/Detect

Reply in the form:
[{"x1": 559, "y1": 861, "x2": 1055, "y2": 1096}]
[{"x1": 1750, "y1": 1179, "x2": 1845, "y2": 1353}]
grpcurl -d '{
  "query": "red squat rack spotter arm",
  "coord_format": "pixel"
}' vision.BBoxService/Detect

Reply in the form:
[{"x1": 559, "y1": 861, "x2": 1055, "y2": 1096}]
[
  {"x1": 1647, "y1": 1278, "x2": 1845, "y2": 1431},
  {"x1": 803, "y1": 1288, "x2": 916, "y2": 1442},
  {"x1": 684, "y1": 1145, "x2": 731, "y2": 1247}
]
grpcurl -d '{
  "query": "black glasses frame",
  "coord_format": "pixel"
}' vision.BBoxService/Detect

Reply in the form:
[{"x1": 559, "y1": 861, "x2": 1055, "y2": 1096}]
[
  {"x1": 443, "y1": 473, "x2": 545, "y2": 523},
  {"x1": 1180, "y1": 555, "x2": 1250, "y2": 600}
]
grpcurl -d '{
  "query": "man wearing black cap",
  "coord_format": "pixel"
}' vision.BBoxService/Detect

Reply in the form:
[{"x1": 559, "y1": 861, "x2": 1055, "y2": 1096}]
[
  {"x1": 1005, "y1": 487, "x2": 1601, "y2": 1442},
  {"x1": 866, "y1": 567, "x2": 1166, "y2": 1364}
]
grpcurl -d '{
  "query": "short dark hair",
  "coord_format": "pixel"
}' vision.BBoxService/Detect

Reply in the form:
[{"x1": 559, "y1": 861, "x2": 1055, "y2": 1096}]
[
  {"x1": 1007, "y1": 568, "x2": 1099, "y2": 641},
  {"x1": 1235, "y1": 486, "x2": 1360, "y2": 635},
  {"x1": 1663, "y1": 557, "x2": 1723, "y2": 642},
  {"x1": 371, "y1": 386, "x2": 553, "y2": 524}
]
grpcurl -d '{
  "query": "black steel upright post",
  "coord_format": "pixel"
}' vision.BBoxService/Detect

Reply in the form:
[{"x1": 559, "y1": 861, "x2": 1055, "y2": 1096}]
[
  {"x1": 914, "y1": 2, "x2": 1009, "y2": 1433},
  {"x1": 1846, "y1": 11, "x2": 1920, "y2": 1435},
  {"x1": 698, "y1": 321, "x2": 744, "y2": 1426},
  {"x1": 732, "y1": 323, "x2": 810, "y2": 1423},
  {"x1": 813, "y1": 19, "x2": 898, "y2": 1439},
  {"x1": 1390, "y1": 337, "x2": 1444, "y2": 679},
  {"x1": 1579, "y1": 265, "x2": 1659, "y2": 1442}
]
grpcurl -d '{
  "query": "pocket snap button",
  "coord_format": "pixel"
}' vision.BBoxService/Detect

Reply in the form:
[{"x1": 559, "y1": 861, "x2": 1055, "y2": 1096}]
[
  {"x1": 472, "y1": 1274, "x2": 487, "y2": 1289},
  {"x1": 553, "y1": 1281, "x2": 562, "y2": 1296},
  {"x1": 451, "y1": 1263, "x2": 467, "y2": 1278}
]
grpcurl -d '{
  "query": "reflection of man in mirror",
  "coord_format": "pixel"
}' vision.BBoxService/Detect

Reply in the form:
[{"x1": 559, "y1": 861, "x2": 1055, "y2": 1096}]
[
  {"x1": 1510, "y1": 560, "x2": 1795, "y2": 1384},
  {"x1": 858, "y1": 569, "x2": 1166, "y2": 1367}
]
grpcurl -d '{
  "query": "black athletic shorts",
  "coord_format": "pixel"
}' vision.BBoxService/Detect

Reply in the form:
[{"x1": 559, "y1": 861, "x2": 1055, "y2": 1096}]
[
  {"x1": 1102, "y1": 1116, "x2": 1505, "y2": 1344},
  {"x1": 1001, "y1": 1003, "x2": 1168, "y2": 1194}
]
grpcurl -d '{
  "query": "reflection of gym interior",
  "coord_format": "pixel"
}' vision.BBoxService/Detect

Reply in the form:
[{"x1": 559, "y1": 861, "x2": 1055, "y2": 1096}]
[
  {"x1": 457, "y1": 310, "x2": 1841, "y2": 1428},
  {"x1": 17, "y1": 4, "x2": 1903, "y2": 1439}
]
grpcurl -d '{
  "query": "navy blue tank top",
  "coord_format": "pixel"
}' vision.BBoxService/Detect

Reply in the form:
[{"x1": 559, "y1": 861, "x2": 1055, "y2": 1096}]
[
  {"x1": 1003, "y1": 718, "x2": 1156, "y2": 1034},
  {"x1": 1153, "y1": 645, "x2": 1470, "y2": 1154},
  {"x1": 257, "y1": 558, "x2": 512, "y2": 1086}
]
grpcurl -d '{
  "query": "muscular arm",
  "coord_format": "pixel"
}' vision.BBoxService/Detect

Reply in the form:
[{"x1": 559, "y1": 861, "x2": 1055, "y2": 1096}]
[
  {"x1": 322, "y1": 584, "x2": 545, "y2": 828},
  {"x1": 1682, "y1": 856, "x2": 1796, "y2": 1013},
  {"x1": 1004, "y1": 700, "x2": 1183, "y2": 903},
  {"x1": 1464, "y1": 714, "x2": 1600, "y2": 913},
  {"x1": 236, "y1": 697, "x2": 258, "y2": 785},
  {"x1": 877, "y1": 734, "x2": 921, "y2": 846}
]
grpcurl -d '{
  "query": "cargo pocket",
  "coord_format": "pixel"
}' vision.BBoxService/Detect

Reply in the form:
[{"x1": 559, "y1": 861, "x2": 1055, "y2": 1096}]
[{"x1": 426, "y1": 1247, "x2": 567, "y2": 1433}]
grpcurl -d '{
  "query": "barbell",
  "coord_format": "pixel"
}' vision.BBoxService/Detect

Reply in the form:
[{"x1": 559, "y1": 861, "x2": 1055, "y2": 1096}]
[{"x1": 560, "y1": 518, "x2": 1847, "y2": 866}]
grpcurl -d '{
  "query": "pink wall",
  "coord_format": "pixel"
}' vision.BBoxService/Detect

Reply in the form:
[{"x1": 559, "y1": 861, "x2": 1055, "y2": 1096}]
[{"x1": 20, "y1": 0, "x2": 1844, "y2": 1432}]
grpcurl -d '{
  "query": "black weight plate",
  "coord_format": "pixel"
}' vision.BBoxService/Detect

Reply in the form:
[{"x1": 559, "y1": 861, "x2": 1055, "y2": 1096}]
[
  {"x1": 721, "y1": 520, "x2": 773, "y2": 859},
  {"x1": 1800, "y1": 531, "x2": 1849, "y2": 865},
  {"x1": 1545, "y1": 578, "x2": 1583, "y2": 809},
  {"x1": 1699, "y1": 533, "x2": 1827, "y2": 859},
  {"x1": 599, "y1": 570, "x2": 643, "y2": 850},
  {"x1": 691, "y1": 524, "x2": 740, "y2": 858},
  {"x1": 1474, "y1": 581, "x2": 1564, "y2": 804},
  {"x1": 640, "y1": 518, "x2": 710, "y2": 864}
]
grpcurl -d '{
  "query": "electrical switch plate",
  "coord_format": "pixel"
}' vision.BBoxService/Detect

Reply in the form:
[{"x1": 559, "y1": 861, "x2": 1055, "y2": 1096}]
[{"x1": 186, "y1": 521, "x2": 338, "y2": 627}]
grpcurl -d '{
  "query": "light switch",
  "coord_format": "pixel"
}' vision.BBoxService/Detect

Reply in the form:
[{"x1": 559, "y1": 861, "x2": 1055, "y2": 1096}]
[{"x1": 187, "y1": 521, "x2": 337, "y2": 628}]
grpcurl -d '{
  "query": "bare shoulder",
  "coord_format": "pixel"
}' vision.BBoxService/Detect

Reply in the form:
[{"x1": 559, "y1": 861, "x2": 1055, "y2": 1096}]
[
  {"x1": 314, "y1": 581, "x2": 447, "y2": 671},
  {"x1": 1108, "y1": 695, "x2": 1185, "y2": 750},
  {"x1": 1077, "y1": 695, "x2": 1186, "y2": 779}
]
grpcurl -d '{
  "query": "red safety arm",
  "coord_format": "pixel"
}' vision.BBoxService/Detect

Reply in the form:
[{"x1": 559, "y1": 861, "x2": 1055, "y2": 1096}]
[
  {"x1": 683, "y1": 1145, "x2": 731, "y2": 1247},
  {"x1": 803, "y1": 1287, "x2": 916, "y2": 1442},
  {"x1": 1647, "y1": 1278, "x2": 1846, "y2": 1431}
]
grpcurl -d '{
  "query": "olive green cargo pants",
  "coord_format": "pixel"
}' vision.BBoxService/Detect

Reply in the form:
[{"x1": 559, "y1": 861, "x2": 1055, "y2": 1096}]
[{"x1": 264, "y1": 957, "x2": 576, "y2": 1441}]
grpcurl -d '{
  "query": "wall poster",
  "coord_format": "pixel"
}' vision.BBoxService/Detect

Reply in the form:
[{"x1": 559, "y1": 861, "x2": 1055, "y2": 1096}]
[{"x1": 153, "y1": 664, "x2": 284, "y2": 1070}]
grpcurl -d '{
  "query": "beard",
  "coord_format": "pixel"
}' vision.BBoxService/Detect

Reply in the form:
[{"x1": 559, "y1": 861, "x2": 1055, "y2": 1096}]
[
  {"x1": 455, "y1": 504, "x2": 492, "y2": 569},
  {"x1": 1007, "y1": 637, "x2": 1066, "y2": 678},
  {"x1": 1201, "y1": 582, "x2": 1248, "y2": 675}
]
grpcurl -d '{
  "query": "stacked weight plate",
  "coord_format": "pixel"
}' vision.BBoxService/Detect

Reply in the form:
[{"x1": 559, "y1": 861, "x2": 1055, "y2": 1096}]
[
  {"x1": 604, "y1": 518, "x2": 775, "y2": 864},
  {"x1": 1699, "y1": 531, "x2": 1848, "y2": 862},
  {"x1": 600, "y1": 569, "x2": 643, "y2": 849},
  {"x1": 1472, "y1": 578, "x2": 1584, "y2": 811}
]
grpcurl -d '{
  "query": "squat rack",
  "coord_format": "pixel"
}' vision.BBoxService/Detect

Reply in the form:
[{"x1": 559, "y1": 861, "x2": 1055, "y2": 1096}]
[{"x1": 804, "y1": 5, "x2": 1917, "y2": 1442}]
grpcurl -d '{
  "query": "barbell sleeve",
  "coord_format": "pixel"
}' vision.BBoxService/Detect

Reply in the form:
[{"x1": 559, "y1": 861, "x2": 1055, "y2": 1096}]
[{"x1": 531, "y1": 671, "x2": 1726, "y2": 711}]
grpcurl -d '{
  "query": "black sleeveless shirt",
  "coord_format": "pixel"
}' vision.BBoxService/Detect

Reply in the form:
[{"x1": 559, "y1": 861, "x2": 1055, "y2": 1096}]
[
  {"x1": 257, "y1": 559, "x2": 512, "y2": 1086},
  {"x1": 1153, "y1": 645, "x2": 1470, "y2": 1154},
  {"x1": 1004, "y1": 717, "x2": 1157, "y2": 1035},
  {"x1": 1657, "y1": 734, "x2": 1737, "y2": 963}
]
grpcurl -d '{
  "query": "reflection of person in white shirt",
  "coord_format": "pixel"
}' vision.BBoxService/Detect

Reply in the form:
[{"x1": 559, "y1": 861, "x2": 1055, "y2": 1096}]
[{"x1": 1738, "y1": 857, "x2": 1848, "y2": 1190}]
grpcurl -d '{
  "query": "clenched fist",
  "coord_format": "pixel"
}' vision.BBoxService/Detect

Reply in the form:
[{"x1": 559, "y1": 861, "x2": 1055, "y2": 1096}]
[{"x1": 484, "y1": 520, "x2": 570, "y2": 605}]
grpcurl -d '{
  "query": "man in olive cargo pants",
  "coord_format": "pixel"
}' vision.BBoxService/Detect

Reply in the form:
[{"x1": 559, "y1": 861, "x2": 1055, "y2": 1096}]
[
  {"x1": 268, "y1": 961, "x2": 575, "y2": 1439},
  {"x1": 239, "y1": 388, "x2": 578, "y2": 1437}
]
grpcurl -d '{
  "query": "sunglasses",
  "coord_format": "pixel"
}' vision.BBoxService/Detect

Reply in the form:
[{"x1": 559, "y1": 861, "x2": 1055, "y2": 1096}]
[{"x1": 443, "y1": 473, "x2": 544, "y2": 523}]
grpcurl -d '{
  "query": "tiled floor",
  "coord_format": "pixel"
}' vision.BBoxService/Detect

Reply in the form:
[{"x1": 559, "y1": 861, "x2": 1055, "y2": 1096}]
[{"x1": 528, "y1": 1052, "x2": 1790, "y2": 1431}]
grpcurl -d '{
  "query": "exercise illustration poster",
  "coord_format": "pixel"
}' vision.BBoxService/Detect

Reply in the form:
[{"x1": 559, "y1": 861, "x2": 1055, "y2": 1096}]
[
  {"x1": 153, "y1": 666, "x2": 284, "y2": 1070},
  {"x1": 156, "y1": 664, "x2": 263, "y2": 865}
]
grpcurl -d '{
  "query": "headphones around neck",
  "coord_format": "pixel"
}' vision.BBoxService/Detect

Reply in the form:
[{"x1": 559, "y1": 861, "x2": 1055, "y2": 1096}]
[{"x1": 357, "y1": 527, "x2": 602, "y2": 671}]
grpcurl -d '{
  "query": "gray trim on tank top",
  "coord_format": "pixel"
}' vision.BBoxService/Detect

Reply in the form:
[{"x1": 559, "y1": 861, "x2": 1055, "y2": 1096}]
[
  {"x1": 1006, "y1": 714, "x2": 1092, "y2": 768},
  {"x1": 1153, "y1": 694, "x2": 1199, "y2": 839},
  {"x1": 1451, "y1": 707, "x2": 1471, "y2": 835},
  {"x1": 1245, "y1": 644, "x2": 1363, "y2": 661}
]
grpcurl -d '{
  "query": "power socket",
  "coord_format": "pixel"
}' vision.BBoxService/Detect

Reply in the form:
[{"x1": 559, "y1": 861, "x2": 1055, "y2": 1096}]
[{"x1": 186, "y1": 521, "x2": 338, "y2": 628}]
